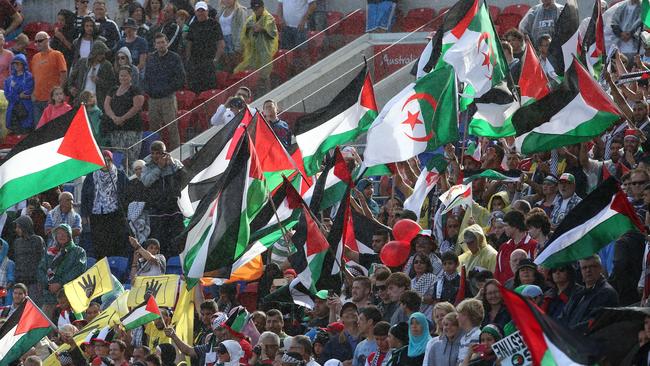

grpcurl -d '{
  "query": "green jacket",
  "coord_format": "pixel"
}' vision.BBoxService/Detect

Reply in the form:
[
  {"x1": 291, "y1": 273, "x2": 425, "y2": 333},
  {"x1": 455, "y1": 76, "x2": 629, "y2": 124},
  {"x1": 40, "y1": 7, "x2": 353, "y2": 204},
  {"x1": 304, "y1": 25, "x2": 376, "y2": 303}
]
[{"x1": 38, "y1": 224, "x2": 87, "y2": 304}]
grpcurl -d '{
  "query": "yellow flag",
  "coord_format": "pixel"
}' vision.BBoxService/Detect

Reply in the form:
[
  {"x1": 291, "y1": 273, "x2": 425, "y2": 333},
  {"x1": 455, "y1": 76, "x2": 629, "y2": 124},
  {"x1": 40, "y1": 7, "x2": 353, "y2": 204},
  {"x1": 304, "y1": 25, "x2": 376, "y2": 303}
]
[
  {"x1": 63, "y1": 257, "x2": 114, "y2": 314},
  {"x1": 107, "y1": 289, "x2": 130, "y2": 317},
  {"x1": 128, "y1": 274, "x2": 179, "y2": 308},
  {"x1": 44, "y1": 307, "x2": 121, "y2": 366},
  {"x1": 171, "y1": 283, "x2": 195, "y2": 365}
]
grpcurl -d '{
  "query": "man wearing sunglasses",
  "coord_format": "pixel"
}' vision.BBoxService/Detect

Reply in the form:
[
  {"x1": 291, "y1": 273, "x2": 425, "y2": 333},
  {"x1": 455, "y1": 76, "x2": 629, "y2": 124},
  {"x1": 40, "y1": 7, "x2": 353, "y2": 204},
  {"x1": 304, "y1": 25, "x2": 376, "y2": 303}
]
[{"x1": 30, "y1": 31, "x2": 67, "y2": 124}]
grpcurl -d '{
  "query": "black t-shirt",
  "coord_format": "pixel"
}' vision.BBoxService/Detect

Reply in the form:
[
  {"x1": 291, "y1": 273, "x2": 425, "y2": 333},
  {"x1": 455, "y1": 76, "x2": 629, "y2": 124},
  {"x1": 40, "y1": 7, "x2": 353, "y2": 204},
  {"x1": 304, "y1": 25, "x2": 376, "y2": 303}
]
[
  {"x1": 186, "y1": 18, "x2": 223, "y2": 62},
  {"x1": 107, "y1": 85, "x2": 143, "y2": 131}
]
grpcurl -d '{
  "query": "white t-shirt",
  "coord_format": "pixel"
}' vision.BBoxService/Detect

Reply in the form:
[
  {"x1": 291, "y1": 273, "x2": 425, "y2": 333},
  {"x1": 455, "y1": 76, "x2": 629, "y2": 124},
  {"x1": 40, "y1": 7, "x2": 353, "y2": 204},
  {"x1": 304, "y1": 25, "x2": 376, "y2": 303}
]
[
  {"x1": 279, "y1": 0, "x2": 315, "y2": 28},
  {"x1": 220, "y1": 11, "x2": 234, "y2": 36},
  {"x1": 79, "y1": 39, "x2": 92, "y2": 59}
]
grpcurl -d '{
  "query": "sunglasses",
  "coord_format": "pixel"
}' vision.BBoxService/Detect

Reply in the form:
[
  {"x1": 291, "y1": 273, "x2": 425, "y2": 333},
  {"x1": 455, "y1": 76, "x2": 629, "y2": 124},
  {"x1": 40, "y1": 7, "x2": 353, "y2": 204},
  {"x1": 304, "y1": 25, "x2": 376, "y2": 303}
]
[{"x1": 35, "y1": 38, "x2": 48, "y2": 43}]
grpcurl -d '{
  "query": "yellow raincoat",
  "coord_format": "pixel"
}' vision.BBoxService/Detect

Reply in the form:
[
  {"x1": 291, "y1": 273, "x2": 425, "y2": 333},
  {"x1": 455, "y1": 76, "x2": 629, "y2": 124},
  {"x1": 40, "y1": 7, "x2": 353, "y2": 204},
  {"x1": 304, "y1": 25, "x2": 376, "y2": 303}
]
[{"x1": 234, "y1": 9, "x2": 279, "y2": 79}]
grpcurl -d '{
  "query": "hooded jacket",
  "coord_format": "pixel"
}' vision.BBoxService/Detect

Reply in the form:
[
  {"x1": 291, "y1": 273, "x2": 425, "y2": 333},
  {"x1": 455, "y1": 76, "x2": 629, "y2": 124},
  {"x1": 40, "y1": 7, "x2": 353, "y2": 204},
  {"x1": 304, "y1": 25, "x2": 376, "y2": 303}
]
[
  {"x1": 13, "y1": 215, "x2": 45, "y2": 284},
  {"x1": 458, "y1": 191, "x2": 511, "y2": 245},
  {"x1": 222, "y1": 339, "x2": 244, "y2": 366},
  {"x1": 68, "y1": 40, "x2": 116, "y2": 108},
  {"x1": 37, "y1": 223, "x2": 86, "y2": 304},
  {"x1": 115, "y1": 46, "x2": 141, "y2": 88},
  {"x1": 3, "y1": 53, "x2": 34, "y2": 130},
  {"x1": 458, "y1": 224, "x2": 497, "y2": 273},
  {"x1": 423, "y1": 333, "x2": 462, "y2": 366}
]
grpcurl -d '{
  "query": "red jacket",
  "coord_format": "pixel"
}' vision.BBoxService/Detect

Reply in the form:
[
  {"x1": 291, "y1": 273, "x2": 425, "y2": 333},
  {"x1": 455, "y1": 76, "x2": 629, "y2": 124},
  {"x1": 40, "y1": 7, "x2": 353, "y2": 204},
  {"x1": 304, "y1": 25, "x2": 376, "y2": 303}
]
[{"x1": 494, "y1": 234, "x2": 536, "y2": 283}]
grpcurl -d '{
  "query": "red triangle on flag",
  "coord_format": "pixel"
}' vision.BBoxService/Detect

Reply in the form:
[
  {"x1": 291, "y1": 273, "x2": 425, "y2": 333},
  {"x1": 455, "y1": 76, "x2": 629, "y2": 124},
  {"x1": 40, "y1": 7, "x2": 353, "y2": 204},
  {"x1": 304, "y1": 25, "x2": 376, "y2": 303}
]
[
  {"x1": 333, "y1": 148, "x2": 353, "y2": 186},
  {"x1": 57, "y1": 106, "x2": 104, "y2": 167},
  {"x1": 305, "y1": 211, "x2": 329, "y2": 257},
  {"x1": 145, "y1": 295, "x2": 161, "y2": 316},
  {"x1": 574, "y1": 58, "x2": 620, "y2": 115},
  {"x1": 520, "y1": 39, "x2": 550, "y2": 100},
  {"x1": 359, "y1": 73, "x2": 378, "y2": 112},
  {"x1": 451, "y1": 0, "x2": 480, "y2": 39},
  {"x1": 16, "y1": 300, "x2": 52, "y2": 335}
]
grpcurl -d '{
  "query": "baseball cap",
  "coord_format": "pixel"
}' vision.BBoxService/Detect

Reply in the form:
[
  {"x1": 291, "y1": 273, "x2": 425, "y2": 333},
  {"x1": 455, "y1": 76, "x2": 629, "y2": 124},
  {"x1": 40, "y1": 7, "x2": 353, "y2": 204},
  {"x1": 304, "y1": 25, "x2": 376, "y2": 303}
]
[
  {"x1": 543, "y1": 175, "x2": 558, "y2": 184},
  {"x1": 315, "y1": 290, "x2": 329, "y2": 300},
  {"x1": 122, "y1": 18, "x2": 137, "y2": 29},
  {"x1": 322, "y1": 321, "x2": 344, "y2": 333},
  {"x1": 250, "y1": 0, "x2": 264, "y2": 8},
  {"x1": 521, "y1": 285, "x2": 543, "y2": 298},
  {"x1": 517, "y1": 258, "x2": 536, "y2": 271},
  {"x1": 194, "y1": 1, "x2": 208, "y2": 11},
  {"x1": 559, "y1": 173, "x2": 575, "y2": 184},
  {"x1": 339, "y1": 302, "x2": 358, "y2": 316}
]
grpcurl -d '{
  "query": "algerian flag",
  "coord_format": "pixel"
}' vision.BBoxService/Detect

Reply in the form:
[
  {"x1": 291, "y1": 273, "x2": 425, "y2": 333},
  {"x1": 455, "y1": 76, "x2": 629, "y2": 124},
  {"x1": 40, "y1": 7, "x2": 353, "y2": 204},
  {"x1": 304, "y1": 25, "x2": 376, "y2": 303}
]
[
  {"x1": 363, "y1": 65, "x2": 458, "y2": 166},
  {"x1": 403, "y1": 155, "x2": 448, "y2": 219},
  {"x1": 438, "y1": 0, "x2": 508, "y2": 98},
  {"x1": 513, "y1": 58, "x2": 622, "y2": 155},
  {"x1": 120, "y1": 295, "x2": 162, "y2": 331},
  {"x1": 469, "y1": 37, "x2": 550, "y2": 138},
  {"x1": 439, "y1": 183, "x2": 472, "y2": 215},
  {"x1": 295, "y1": 66, "x2": 378, "y2": 176}
]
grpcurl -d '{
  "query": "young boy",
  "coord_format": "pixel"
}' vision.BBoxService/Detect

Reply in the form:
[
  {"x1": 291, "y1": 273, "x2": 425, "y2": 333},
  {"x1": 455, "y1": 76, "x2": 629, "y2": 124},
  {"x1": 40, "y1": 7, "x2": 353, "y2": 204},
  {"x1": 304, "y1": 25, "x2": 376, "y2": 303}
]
[{"x1": 432, "y1": 252, "x2": 461, "y2": 304}]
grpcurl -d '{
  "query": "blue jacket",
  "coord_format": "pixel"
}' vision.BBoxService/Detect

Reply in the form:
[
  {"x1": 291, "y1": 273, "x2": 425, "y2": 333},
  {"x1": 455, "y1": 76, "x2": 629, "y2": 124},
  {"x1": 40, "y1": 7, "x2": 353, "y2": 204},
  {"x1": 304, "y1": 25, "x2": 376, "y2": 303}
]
[
  {"x1": 143, "y1": 50, "x2": 186, "y2": 98},
  {"x1": 80, "y1": 168, "x2": 128, "y2": 217},
  {"x1": 3, "y1": 53, "x2": 34, "y2": 130}
]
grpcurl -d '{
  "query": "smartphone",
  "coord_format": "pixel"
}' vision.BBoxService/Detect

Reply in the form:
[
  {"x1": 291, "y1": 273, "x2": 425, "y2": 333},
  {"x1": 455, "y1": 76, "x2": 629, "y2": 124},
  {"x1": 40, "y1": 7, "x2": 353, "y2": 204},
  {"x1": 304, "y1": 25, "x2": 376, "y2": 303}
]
[{"x1": 474, "y1": 344, "x2": 488, "y2": 354}]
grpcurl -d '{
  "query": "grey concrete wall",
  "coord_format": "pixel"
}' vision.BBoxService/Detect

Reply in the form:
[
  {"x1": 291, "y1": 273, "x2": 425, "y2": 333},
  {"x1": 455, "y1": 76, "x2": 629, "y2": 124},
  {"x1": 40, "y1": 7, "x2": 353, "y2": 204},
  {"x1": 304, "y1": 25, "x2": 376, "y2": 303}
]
[{"x1": 21, "y1": 0, "x2": 592, "y2": 25}]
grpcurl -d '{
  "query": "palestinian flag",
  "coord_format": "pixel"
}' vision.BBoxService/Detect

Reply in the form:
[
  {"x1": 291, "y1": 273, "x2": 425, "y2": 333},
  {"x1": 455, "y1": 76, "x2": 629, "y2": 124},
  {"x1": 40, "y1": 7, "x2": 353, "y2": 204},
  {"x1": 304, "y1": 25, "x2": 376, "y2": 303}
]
[
  {"x1": 470, "y1": 38, "x2": 550, "y2": 138},
  {"x1": 435, "y1": 0, "x2": 509, "y2": 98},
  {"x1": 303, "y1": 147, "x2": 352, "y2": 212},
  {"x1": 180, "y1": 128, "x2": 267, "y2": 282},
  {"x1": 463, "y1": 140, "x2": 482, "y2": 163},
  {"x1": 499, "y1": 284, "x2": 601, "y2": 365},
  {"x1": 120, "y1": 295, "x2": 161, "y2": 331},
  {"x1": 327, "y1": 187, "x2": 353, "y2": 275},
  {"x1": 363, "y1": 65, "x2": 458, "y2": 166},
  {"x1": 286, "y1": 180, "x2": 332, "y2": 309},
  {"x1": 535, "y1": 177, "x2": 644, "y2": 268},
  {"x1": 177, "y1": 110, "x2": 249, "y2": 217},
  {"x1": 581, "y1": 0, "x2": 605, "y2": 79},
  {"x1": 463, "y1": 169, "x2": 519, "y2": 184},
  {"x1": 0, "y1": 106, "x2": 103, "y2": 212},
  {"x1": 249, "y1": 174, "x2": 302, "y2": 243},
  {"x1": 439, "y1": 183, "x2": 472, "y2": 215},
  {"x1": 403, "y1": 154, "x2": 447, "y2": 219},
  {"x1": 644, "y1": 0, "x2": 650, "y2": 29},
  {"x1": 0, "y1": 298, "x2": 55, "y2": 366},
  {"x1": 295, "y1": 66, "x2": 377, "y2": 176},
  {"x1": 513, "y1": 58, "x2": 622, "y2": 155},
  {"x1": 548, "y1": 0, "x2": 580, "y2": 76}
]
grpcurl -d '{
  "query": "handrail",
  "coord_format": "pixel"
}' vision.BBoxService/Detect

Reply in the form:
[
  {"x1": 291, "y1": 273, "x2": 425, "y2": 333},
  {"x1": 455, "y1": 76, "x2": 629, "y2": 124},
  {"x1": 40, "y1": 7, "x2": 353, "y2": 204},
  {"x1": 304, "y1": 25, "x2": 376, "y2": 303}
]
[
  {"x1": 278, "y1": 10, "x2": 447, "y2": 117},
  {"x1": 126, "y1": 8, "x2": 364, "y2": 150}
]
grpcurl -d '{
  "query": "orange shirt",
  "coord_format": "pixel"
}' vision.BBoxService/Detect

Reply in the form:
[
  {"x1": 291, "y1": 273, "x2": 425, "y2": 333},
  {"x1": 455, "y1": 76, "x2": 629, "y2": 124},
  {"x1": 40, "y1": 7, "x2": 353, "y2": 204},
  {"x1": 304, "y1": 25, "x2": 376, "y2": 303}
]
[{"x1": 30, "y1": 49, "x2": 67, "y2": 102}]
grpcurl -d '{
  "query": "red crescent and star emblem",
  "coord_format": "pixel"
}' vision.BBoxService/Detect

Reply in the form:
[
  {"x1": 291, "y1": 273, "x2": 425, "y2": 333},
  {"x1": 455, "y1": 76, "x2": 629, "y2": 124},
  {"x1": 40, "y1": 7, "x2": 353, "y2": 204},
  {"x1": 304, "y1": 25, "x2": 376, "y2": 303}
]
[
  {"x1": 400, "y1": 93, "x2": 437, "y2": 142},
  {"x1": 425, "y1": 171, "x2": 438, "y2": 186},
  {"x1": 477, "y1": 32, "x2": 493, "y2": 80}
]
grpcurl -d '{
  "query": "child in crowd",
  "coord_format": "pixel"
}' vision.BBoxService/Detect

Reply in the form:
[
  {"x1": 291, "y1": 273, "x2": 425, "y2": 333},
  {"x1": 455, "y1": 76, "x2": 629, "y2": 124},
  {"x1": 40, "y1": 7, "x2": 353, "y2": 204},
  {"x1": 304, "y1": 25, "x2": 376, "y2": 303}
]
[
  {"x1": 36, "y1": 86, "x2": 71, "y2": 129},
  {"x1": 79, "y1": 90, "x2": 105, "y2": 146},
  {"x1": 9, "y1": 33, "x2": 28, "y2": 56},
  {"x1": 432, "y1": 252, "x2": 461, "y2": 304}
]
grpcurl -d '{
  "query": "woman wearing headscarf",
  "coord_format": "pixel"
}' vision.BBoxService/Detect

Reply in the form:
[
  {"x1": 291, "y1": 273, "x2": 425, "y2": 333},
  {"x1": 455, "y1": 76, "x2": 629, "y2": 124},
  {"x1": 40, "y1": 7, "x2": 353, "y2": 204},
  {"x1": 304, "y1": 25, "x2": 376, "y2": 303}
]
[
  {"x1": 68, "y1": 40, "x2": 116, "y2": 109},
  {"x1": 51, "y1": 9, "x2": 77, "y2": 67},
  {"x1": 80, "y1": 150, "x2": 129, "y2": 258},
  {"x1": 461, "y1": 324, "x2": 502, "y2": 366},
  {"x1": 37, "y1": 223, "x2": 87, "y2": 318},
  {"x1": 407, "y1": 312, "x2": 431, "y2": 365}
]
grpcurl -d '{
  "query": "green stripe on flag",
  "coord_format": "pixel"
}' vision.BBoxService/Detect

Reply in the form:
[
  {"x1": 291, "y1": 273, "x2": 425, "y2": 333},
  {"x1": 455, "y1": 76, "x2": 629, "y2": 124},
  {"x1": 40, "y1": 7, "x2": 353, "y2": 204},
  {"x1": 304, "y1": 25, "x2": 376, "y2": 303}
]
[
  {"x1": 643, "y1": 0, "x2": 650, "y2": 29},
  {"x1": 1, "y1": 327, "x2": 53, "y2": 366},
  {"x1": 0, "y1": 158, "x2": 100, "y2": 212},
  {"x1": 124, "y1": 312, "x2": 160, "y2": 331}
]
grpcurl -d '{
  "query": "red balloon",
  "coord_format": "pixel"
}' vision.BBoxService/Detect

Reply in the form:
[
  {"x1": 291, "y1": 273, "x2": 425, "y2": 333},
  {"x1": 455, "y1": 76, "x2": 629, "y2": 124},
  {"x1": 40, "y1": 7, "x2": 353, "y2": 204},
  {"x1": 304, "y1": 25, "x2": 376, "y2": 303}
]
[
  {"x1": 380, "y1": 240, "x2": 411, "y2": 267},
  {"x1": 393, "y1": 219, "x2": 422, "y2": 243}
]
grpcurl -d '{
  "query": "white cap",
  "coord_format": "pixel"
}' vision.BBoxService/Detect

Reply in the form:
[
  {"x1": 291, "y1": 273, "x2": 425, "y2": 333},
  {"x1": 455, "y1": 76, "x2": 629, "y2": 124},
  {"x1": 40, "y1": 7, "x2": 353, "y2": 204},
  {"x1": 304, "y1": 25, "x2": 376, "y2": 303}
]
[{"x1": 195, "y1": 1, "x2": 208, "y2": 11}]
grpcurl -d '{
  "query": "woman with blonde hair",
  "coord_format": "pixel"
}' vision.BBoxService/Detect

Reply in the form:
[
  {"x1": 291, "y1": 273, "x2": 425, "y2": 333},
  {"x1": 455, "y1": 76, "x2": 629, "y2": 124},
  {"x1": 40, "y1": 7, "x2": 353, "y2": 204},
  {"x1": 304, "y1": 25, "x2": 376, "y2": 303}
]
[
  {"x1": 217, "y1": 0, "x2": 248, "y2": 71},
  {"x1": 423, "y1": 312, "x2": 462, "y2": 366}
]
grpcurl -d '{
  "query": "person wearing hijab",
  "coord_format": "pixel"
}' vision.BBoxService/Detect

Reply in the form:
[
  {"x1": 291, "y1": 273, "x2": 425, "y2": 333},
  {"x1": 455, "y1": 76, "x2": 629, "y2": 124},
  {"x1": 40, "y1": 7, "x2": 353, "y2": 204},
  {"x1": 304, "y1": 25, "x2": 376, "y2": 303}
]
[
  {"x1": 461, "y1": 324, "x2": 502, "y2": 366},
  {"x1": 220, "y1": 340, "x2": 245, "y2": 366},
  {"x1": 407, "y1": 312, "x2": 431, "y2": 365},
  {"x1": 385, "y1": 322, "x2": 409, "y2": 366}
]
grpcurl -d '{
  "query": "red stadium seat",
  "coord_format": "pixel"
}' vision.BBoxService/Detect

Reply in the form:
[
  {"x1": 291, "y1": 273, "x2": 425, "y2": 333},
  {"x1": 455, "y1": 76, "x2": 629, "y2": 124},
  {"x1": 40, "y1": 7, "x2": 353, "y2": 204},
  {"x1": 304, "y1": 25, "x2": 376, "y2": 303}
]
[
  {"x1": 502, "y1": 4, "x2": 530, "y2": 17},
  {"x1": 495, "y1": 13, "x2": 523, "y2": 36},
  {"x1": 401, "y1": 8, "x2": 436, "y2": 32},
  {"x1": 175, "y1": 90, "x2": 196, "y2": 111},
  {"x1": 326, "y1": 11, "x2": 344, "y2": 34},
  {"x1": 271, "y1": 49, "x2": 293, "y2": 84},
  {"x1": 339, "y1": 11, "x2": 365, "y2": 38},
  {"x1": 489, "y1": 5, "x2": 500, "y2": 20},
  {"x1": 216, "y1": 71, "x2": 231, "y2": 89},
  {"x1": 23, "y1": 22, "x2": 53, "y2": 39}
]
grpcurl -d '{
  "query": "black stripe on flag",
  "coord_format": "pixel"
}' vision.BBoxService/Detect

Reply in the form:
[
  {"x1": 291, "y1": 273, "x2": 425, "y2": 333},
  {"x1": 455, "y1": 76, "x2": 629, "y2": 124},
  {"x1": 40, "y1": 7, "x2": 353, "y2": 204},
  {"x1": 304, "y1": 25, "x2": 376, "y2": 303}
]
[
  {"x1": 512, "y1": 63, "x2": 579, "y2": 136},
  {"x1": 548, "y1": 0, "x2": 579, "y2": 76},
  {"x1": 175, "y1": 110, "x2": 247, "y2": 205},
  {"x1": 351, "y1": 210, "x2": 391, "y2": 246},
  {"x1": 414, "y1": 0, "x2": 478, "y2": 76},
  {"x1": 548, "y1": 177, "x2": 632, "y2": 242},
  {"x1": 292, "y1": 65, "x2": 367, "y2": 136},
  {"x1": 0, "y1": 298, "x2": 25, "y2": 339},
  {"x1": 2, "y1": 108, "x2": 78, "y2": 162}
]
